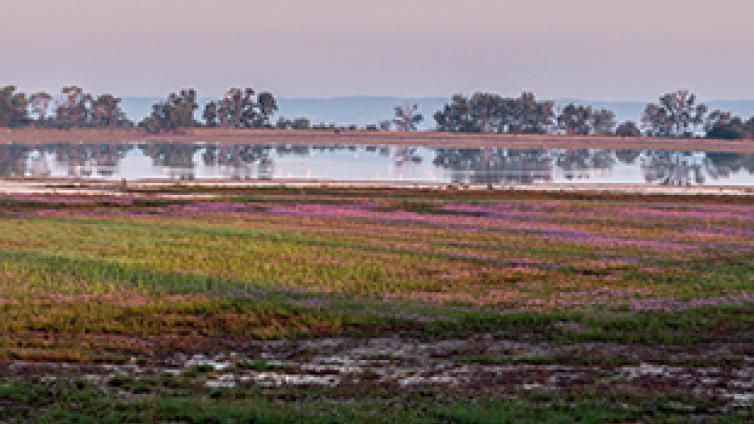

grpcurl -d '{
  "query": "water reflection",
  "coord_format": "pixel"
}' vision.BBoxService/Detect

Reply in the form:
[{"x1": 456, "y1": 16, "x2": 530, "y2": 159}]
[
  {"x1": 433, "y1": 149, "x2": 552, "y2": 184},
  {"x1": 556, "y1": 150, "x2": 615, "y2": 181},
  {"x1": 1, "y1": 143, "x2": 753, "y2": 186}
]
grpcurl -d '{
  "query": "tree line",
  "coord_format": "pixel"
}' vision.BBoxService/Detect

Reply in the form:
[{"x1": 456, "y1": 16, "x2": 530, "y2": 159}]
[
  {"x1": 427, "y1": 90, "x2": 754, "y2": 140},
  {"x1": 0, "y1": 85, "x2": 131, "y2": 129},
  {"x1": 1, "y1": 85, "x2": 753, "y2": 139}
]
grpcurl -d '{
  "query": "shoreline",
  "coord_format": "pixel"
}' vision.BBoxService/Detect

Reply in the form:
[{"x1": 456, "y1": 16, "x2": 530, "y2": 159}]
[
  {"x1": 2, "y1": 128, "x2": 754, "y2": 152},
  {"x1": 2, "y1": 178, "x2": 753, "y2": 197}
]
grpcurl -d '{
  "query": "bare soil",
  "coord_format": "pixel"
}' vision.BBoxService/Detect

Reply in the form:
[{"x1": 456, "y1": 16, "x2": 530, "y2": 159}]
[{"x1": 3, "y1": 336, "x2": 752, "y2": 409}]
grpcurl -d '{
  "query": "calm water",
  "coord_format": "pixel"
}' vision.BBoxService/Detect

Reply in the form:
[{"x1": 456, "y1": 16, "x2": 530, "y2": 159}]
[{"x1": 2, "y1": 143, "x2": 754, "y2": 186}]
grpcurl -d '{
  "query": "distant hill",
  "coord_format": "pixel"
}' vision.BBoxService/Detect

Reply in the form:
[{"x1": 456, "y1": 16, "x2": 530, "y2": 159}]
[{"x1": 120, "y1": 96, "x2": 754, "y2": 130}]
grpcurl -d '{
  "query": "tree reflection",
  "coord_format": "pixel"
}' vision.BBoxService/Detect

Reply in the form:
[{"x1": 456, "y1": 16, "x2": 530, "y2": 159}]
[
  {"x1": 0, "y1": 143, "x2": 752, "y2": 185},
  {"x1": 555, "y1": 149, "x2": 615, "y2": 180},
  {"x1": 393, "y1": 147, "x2": 423, "y2": 166},
  {"x1": 142, "y1": 143, "x2": 199, "y2": 179},
  {"x1": 202, "y1": 145, "x2": 274, "y2": 179},
  {"x1": 706, "y1": 153, "x2": 754, "y2": 176},
  {"x1": 0, "y1": 145, "x2": 30, "y2": 177},
  {"x1": 50, "y1": 144, "x2": 131, "y2": 177},
  {"x1": 641, "y1": 152, "x2": 711, "y2": 186},
  {"x1": 615, "y1": 150, "x2": 641, "y2": 165},
  {"x1": 433, "y1": 148, "x2": 552, "y2": 184}
]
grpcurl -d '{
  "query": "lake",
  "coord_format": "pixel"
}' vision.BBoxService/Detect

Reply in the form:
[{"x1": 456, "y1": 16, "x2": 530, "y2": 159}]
[{"x1": 2, "y1": 143, "x2": 754, "y2": 186}]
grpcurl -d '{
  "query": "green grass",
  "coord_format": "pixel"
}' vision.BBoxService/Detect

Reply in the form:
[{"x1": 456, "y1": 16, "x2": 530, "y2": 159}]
[
  {"x1": 0, "y1": 189, "x2": 752, "y2": 420},
  {"x1": 2, "y1": 379, "x2": 751, "y2": 424}
]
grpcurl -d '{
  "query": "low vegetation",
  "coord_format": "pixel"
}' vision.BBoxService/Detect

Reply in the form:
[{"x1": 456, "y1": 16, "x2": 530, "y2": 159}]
[{"x1": 0, "y1": 188, "x2": 751, "y2": 422}]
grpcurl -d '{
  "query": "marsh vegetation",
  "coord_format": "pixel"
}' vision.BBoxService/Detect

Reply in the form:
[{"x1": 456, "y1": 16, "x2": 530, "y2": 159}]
[{"x1": 0, "y1": 188, "x2": 751, "y2": 422}]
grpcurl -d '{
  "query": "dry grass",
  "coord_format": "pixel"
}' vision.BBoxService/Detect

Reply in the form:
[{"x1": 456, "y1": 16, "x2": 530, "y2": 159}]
[{"x1": 2, "y1": 127, "x2": 754, "y2": 152}]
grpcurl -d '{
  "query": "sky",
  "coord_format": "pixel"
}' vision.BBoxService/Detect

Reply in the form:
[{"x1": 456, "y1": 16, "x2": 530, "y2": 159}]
[{"x1": 2, "y1": 0, "x2": 754, "y2": 100}]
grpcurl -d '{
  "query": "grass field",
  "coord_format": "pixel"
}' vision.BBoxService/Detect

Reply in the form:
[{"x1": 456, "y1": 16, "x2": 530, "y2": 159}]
[{"x1": 0, "y1": 188, "x2": 752, "y2": 422}]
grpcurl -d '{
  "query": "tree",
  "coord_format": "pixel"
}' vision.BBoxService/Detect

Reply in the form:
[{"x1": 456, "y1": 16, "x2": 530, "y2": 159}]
[
  {"x1": 55, "y1": 85, "x2": 92, "y2": 127},
  {"x1": 591, "y1": 109, "x2": 616, "y2": 135},
  {"x1": 510, "y1": 92, "x2": 554, "y2": 134},
  {"x1": 746, "y1": 117, "x2": 754, "y2": 137},
  {"x1": 641, "y1": 103, "x2": 671, "y2": 136},
  {"x1": 218, "y1": 88, "x2": 254, "y2": 128},
  {"x1": 469, "y1": 93, "x2": 501, "y2": 133},
  {"x1": 168, "y1": 89, "x2": 199, "y2": 128},
  {"x1": 615, "y1": 121, "x2": 641, "y2": 137},
  {"x1": 434, "y1": 92, "x2": 554, "y2": 134},
  {"x1": 255, "y1": 92, "x2": 278, "y2": 128},
  {"x1": 0, "y1": 85, "x2": 29, "y2": 127},
  {"x1": 558, "y1": 103, "x2": 593, "y2": 135},
  {"x1": 203, "y1": 101, "x2": 219, "y2": 127},
  {"x1": 275, "y1": 117, "x2": 291, "y2": 129},
  {"x1": 212, "y1": 88, "x2": 278, "y2": 129},
  {"x1": 139, "y1": 89, "x2": 199, "y2": 133},
  {"x1": 706, "y1": 116, "x2": 750, "y2": 140},
  {"x1": 643, "y1": 90, "x2": 707, "y2": 137},
  {"x1": 393, "y1": 104, "x2": 423, "y2": 132},
  {"x1": 291, "y1": 117, "x2": 310, "y2": 130},
  {"x1": 704, "y1": 110, "x2": 732, "y2": 133},
  {"x1": 495, "y1": 97, "x2": 518, "y2": 133},
  {"x1": 90, "y1": 94, "x2": 130, "y2": 127},
  {"x1": 30, "y1": 92, "x2": 52, "y2": 124},
  {"x1": 660, "y1": 90, "x2": 707, "y2": 136},
  {"x1": 434, "y1": 95, "x2": 474, "y2": 132}
]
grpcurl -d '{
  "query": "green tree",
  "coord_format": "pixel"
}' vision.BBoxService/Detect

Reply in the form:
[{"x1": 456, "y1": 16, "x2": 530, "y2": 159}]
[
  {"x1": 255, "y1": 92, "x2": 278, "y2": 128},
  {"x1": 0, "y1": 85, "x2": 29, "y2": 127},
  {"x1": 706, "y1": 115, "x2": 750, "y2": 140},
  {"x1": 275, "y1": 117, "x2": 291, "y2": 129},
  {"x1": 218, "y1": 88, "x2": 254, "y2": 128},
  {"x1": 291, "y1": 117, "x2": 310, "y2": 130},
  {"x1": 435, "y1": 92, "x2": 553, "y2": 134},
  {"x1": 591, "y1": 109, "x2": 616, "y2": 135},
  {"x1": 169, "y1": 89, "x2": 199, "y2": 127},
  {"x1": 558, "y1": 103, "x2": 593, "y2": 135},
  {"x1": 615, "y1": 121, "x2": 642, "y2": 137},
  {"x1": 746, "y1": 117, "x2": 754, "y2": 137},
  {"x1": 495, "y1": 97, "x2": 518, "y2": 133},
  {"x1": 641, "y1": 103, "x2": 671, "y2": 136},
  {"x1": 434, "y1": 95, "x2": 475, "y2": 132},
  {"x1": 91, "y1": 94, "x2": 130, "y2": 128},
  {"x1": 511, "y1": 92, "x2": 554, "y2": 134},
  {"x1": 643, "y1": 90, "x2": 707, "y2": 137},
  {"x1": 139, "y1": 89, "x2": 199, "y2": 133},
  {"x1": 469, "y1": 93, "x2": 501, "y2": 133},
  {"x1": 203, "y1": 101, "x2": 219, "y2": 127},
  {"x1": 55, "y1": 85, "x2": 92, "y2": 127},
  {"x1": 704, "y1": 110, "x2": 732, "y2": 133},
  {"x1": 214, "y1": 88, "x2": 277, "y2": 129}
]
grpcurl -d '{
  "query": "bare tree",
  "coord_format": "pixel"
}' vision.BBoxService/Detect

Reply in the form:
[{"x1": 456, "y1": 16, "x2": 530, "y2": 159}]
[{"x1": 393, "y1": 104, "x2": 423, "y2": 132}]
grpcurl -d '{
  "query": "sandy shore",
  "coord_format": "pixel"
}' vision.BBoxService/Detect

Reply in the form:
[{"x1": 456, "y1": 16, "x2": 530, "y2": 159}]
[
  {"x1": 2, "y1": 128, "x2": 754, "y2": 152},
  {"x1": 2, "y1": 178, "x2": 753, "y2": 197}
]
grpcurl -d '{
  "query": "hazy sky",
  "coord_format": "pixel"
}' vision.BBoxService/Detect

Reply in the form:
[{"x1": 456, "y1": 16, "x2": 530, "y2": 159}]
[{"x1": 2, "y1": 0, "x2": 754, "y2": 100}]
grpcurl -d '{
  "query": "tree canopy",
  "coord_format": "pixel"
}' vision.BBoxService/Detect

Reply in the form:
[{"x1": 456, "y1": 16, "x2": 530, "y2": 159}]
[{"x1": 434, "y1": 92, "x2": 555, "y2": 134}]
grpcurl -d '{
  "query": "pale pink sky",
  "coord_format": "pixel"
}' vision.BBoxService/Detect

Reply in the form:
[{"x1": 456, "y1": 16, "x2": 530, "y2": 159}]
[{"x1": 2, "y1": 0, "x2": 754, "y2": 99}]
